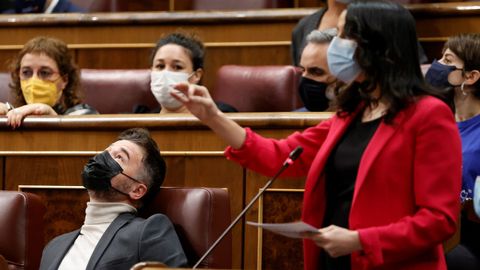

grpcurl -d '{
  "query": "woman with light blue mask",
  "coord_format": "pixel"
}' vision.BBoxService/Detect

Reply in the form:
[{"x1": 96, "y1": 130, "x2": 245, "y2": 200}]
[{"x1": 170, "y1": 1, "x2": 461, "y2": 269}]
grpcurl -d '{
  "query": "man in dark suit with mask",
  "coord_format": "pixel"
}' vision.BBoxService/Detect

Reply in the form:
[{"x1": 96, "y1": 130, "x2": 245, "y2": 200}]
[
  {"x1": 40, "y1": 128, "x2": 187, "y2": 270},
  {"x1": 297, "y1": 28, "x2": 340, "y2": 112}
]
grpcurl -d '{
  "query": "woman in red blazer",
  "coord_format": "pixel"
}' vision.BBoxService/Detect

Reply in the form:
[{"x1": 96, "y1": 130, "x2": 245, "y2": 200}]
[{"x1": 172, "y1": 1, "x2": 462, "y2": 269}]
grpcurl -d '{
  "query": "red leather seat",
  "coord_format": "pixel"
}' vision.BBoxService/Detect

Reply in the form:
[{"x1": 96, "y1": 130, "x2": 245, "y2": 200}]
[
  {"x1": 0, "y1": 255, "x2": 7, "y2": 270},
  {"x1": 0, "y1": 191, "x2": 46, "y2": 270},
  {"x1": 69, "y1": 0, "x2": 169, "y2": 12},
  {"x1": 80, "y1": 69, "x2": 157, "y2": 114},
  {"x1": 0, "y1": 73, "x2": 14, "y2": 104},
  {"x1": 140, "y1": 187, "x2": 232, "y2": 269},
  {"x1": 212, "y1": 65, "x2": 303, "y2": 112},
  {"x1": 191, "y1": 0, "x2": 290, "y2": 10}
]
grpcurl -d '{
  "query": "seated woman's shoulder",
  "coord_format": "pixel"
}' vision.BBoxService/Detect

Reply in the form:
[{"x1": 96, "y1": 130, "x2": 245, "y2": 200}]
[
  {"x1": 64, "y1": 104, "x2": 99, "y2": 115},
  {"x1": 216, "y1": 101, "x2": 238, "y2": 113}
]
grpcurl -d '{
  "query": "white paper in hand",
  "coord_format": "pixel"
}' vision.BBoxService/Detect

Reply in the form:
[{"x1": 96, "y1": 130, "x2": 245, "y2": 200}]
[{"x1": 246, "y1": 221, "x2": 318, "y2": 239}]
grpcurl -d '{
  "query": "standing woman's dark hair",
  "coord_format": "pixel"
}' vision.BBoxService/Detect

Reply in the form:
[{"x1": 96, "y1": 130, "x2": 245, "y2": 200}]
[{"x1": 336, "y1": 0, "x2": 439, "y2": 122}]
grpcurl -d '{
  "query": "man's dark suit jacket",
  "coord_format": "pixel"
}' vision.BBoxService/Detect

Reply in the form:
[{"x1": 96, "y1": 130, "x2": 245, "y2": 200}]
[{"x1": 40, "y1": 212, "x2": 188, "y2": 270}]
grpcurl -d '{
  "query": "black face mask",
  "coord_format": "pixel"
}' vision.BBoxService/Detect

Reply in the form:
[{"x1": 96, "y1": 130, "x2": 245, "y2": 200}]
[
  {"x1": 82, "y1": 151, "x2": 123, "y2": 191},
  {"x1": 298, "y1": 77, "x2": 330, "y2": 112}
]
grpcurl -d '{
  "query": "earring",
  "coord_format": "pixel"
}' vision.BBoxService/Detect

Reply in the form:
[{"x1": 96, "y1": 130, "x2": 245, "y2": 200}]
[{"x1": 461, "y1": 81, "x2": 468, "y2": 96}]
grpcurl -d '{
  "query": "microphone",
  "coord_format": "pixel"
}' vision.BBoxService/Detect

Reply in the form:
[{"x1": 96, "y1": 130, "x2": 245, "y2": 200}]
[{"x1": 192, "y1": 146, "x2": 303, "y2": 269}]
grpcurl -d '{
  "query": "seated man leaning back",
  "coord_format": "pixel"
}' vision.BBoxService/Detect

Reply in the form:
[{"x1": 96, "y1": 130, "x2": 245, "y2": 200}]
[{"x1": 40, "y1": 128, "x2": 187, "y2": 270}]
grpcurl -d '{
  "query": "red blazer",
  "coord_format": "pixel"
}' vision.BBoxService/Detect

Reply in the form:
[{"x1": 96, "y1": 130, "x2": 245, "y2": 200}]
[{"x1": 226, "y1": 96, "x2": 462, "y2": 270}]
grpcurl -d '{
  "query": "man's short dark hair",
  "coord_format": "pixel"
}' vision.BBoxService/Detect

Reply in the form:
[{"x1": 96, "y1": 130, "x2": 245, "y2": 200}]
[{"x1": 117, "y1": 128, "x2": 166, "y2": 206}]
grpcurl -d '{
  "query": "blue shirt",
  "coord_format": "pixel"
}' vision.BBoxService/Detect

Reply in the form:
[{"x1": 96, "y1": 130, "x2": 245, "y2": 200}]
[{"x1": 458, "y1": 113, "x2": 480, "y2": 202}]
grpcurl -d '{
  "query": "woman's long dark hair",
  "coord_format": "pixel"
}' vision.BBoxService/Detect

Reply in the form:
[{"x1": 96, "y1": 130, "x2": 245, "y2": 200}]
[{"x1": 336, "y1": 0, "x2": 443, "y2": 123}]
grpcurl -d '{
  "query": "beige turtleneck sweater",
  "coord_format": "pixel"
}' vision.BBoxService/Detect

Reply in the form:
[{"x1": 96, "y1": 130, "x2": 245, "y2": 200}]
[{"x1": 58, "y1": 202, "x2": 136, "y2": 270}]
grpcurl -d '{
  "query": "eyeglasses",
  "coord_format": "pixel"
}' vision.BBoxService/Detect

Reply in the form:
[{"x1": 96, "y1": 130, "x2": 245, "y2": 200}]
[{"x1": 19, "y1": 68, "x2": 60, "y2": 82}]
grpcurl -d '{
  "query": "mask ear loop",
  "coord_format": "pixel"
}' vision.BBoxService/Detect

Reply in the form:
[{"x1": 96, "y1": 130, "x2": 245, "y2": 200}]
[
  {"x1": 187, "y1": 70, "x2": 199, "y2": 84},
  {"x1": 112, "y1": 172, "x2": 145, "y2": 197},
  {"x1": 111, "y1": 186, "x2": 131, "y2": 197},
  {"x1": 457, "y1": 68, "x2": 468, "y2": 96}
]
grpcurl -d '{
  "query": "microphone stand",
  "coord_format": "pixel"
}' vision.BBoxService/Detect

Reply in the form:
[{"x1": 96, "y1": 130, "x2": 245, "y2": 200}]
[{"x1": 192, "y1": 146, "x2": 303, "y2": 269}]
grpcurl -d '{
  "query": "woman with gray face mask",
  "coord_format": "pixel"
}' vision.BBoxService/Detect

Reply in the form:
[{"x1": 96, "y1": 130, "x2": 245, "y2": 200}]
[{"x1": 142, "y1": 31, "x2": 237, "y2": 114}]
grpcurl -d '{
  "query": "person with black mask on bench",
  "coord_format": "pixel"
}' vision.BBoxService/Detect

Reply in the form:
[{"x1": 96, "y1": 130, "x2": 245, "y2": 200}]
[
  {"x1": 296, "y1": 28, "x2": 343, "y2": 112},
  {"x1": 40, "y1": 128, "x2": 187, "y2": 270}
]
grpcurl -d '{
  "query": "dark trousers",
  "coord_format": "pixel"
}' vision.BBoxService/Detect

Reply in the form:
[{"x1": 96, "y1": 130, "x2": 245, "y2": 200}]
[{"x1": 446, "y1": 215, "x2": 480, "y2": 270}]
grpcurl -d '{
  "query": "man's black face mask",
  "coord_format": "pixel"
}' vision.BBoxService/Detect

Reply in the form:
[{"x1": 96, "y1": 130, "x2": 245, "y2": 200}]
[
  {"x1": 298, "y1": 77, "x2": 330, "y2": 112},
  {"x1": 82, "y1": 151, "x2": 123, "y2": 191}
]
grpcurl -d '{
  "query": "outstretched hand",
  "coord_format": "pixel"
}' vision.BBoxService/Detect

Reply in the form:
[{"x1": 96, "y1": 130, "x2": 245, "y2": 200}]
[
  {"x1": 171, "y1": 83, "x2": 221, "y2": 122},
  {"x1": 172, "y1": 82, "x2": 246, "y2": 149}
]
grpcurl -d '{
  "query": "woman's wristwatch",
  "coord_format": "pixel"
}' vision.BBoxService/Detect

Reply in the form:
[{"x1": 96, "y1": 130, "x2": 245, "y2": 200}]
[{"x1": 5, "y1": 102, "x2": 14, "y2": 112}]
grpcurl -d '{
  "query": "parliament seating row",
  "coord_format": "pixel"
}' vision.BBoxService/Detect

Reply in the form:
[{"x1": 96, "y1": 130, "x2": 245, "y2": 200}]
[
  {"x1": 0, "y1": 65, "x2": 436, "y2": 114},
  {"x1": 0, "y1": 65, "x2": 303, "y2": 113},
  {"x1": 68, "y1": 0, "x2": 311, "y2": 12},
  {"x1": 0, "y1": 2, "x2": 476, "y2": 94},
  {"x1": 67, "y1": 0, "x2": 446, "y2": 12},
  {"x1": 0, "y1": 188, "x2": 232, "y2": 270}
]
